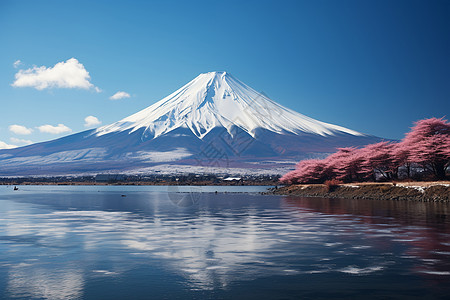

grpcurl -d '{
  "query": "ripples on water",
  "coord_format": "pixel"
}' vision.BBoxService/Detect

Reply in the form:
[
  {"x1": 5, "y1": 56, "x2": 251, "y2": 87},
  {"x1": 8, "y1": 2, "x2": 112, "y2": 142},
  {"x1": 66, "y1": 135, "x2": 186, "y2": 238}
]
[{"x1": 1, "y1": 185, "x2": 450, "y2": 299}]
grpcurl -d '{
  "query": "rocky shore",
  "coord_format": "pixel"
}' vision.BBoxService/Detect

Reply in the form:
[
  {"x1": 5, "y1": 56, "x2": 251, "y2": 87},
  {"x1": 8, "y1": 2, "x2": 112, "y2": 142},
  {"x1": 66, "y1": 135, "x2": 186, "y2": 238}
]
[{"x1": 270, "y1": 182, "x2": 450, "y2": 202}]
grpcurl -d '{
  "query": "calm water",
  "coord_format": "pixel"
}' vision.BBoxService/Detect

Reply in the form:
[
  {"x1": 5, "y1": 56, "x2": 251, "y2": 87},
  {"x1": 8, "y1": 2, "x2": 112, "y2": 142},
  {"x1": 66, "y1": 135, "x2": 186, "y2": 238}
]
[{"x1": 1, "y1": 185, "x2": 450, "y2": 299}]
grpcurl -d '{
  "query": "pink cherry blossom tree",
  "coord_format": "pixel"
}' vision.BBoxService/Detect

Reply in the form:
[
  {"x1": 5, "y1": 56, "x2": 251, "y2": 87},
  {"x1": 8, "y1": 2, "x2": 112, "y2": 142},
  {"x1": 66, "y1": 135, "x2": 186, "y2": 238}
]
[
  {"x1": 337, "y1": 147, "x2": 367, "y2": 182},
  {"x1": 391, "y1": 142, "x2": 412, "y2": 179},
  {"x1": 361, "y1": 141, "x2": 395, "y2": 180},
  {"x1": 284, "y1": 159, "x2": 328, "y2": 184},
  {"x1": 402, "y1": 118, "x2": 450, "y2": 180}
]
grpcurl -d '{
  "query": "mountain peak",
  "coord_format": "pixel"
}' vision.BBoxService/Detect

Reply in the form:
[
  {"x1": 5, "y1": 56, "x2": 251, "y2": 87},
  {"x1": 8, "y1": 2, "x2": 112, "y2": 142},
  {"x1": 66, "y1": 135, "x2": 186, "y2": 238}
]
[
  {"x1": 202, "y1": 71, "x2": 228, "y2": 75},
  {"x1": 95, "y1": 72, "x2": 365, "y2": 139},
  {"x1": 192, "y1": 71, "x2": 229, "y2": 85}
]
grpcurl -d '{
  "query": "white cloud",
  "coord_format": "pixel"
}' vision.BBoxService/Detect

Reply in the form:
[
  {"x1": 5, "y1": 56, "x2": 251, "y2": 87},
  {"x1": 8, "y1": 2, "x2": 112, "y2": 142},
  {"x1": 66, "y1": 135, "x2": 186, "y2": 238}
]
[
  {"x1": 37, "y1": 124, "x2": 72, "y2": 134},
  {"x1": 13, "y1": 60, "x2": 22, "y2": 68},
  {"x1": 12, "y1": 58, "x2": 100, "y2": 91},
  {"x1": 110, "y1": 91, "x2": 130, "y2": 100},
  {"x1": 84, "y1": 115, "x2": 101, "y2": 128},
  {"x1": 0, "y1": 141, "x2": 17, "y2": 149},
  {"x1": 9, "y1": 124, "x2": 33, "y2": 135},
  {"x1": 10, "y1": 137, "x2": 33, "y2": 145}
]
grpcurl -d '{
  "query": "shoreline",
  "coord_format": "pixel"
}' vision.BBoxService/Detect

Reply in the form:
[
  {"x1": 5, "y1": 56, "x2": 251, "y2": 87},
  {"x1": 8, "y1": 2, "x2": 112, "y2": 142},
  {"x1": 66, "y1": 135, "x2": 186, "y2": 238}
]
[
  {"x1": 0, "y1": 180, "x2": 277, "y2": 186},
  {"x1": 0, "y1": 174, "x2": 279, "y2": 186},
  {"x1": 269, "y1": 181, "x2": 450, "y2": 202},
  {"x1": 3, "y1": 180, "x2": 449, "y2": 202}
]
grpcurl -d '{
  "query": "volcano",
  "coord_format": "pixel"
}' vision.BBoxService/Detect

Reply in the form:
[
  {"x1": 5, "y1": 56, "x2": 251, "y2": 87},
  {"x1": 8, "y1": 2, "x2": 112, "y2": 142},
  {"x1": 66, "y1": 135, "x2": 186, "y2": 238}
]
[{"x1": 0, "y1": 71, "x2": 383, "y2": 176}]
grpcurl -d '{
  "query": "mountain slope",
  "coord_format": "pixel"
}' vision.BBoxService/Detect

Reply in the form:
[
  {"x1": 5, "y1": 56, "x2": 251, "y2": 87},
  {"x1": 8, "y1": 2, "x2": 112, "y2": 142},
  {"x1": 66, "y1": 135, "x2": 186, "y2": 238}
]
[
  {"x1": 0, "y1": 71, "x2": 384, "y2": 176},
  {"x1": 95, "y1": 72, "x2": 364, "y2": 139}
]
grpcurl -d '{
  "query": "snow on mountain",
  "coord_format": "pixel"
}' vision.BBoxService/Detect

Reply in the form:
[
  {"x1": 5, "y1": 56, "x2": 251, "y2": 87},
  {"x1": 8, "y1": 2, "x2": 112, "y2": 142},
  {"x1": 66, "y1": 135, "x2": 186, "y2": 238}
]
[
  {"x1": 0, "y1": 71, "x2": 383, "y2": 176},
  {"x1": 95, "y1": 71, "x2": 364, "y2": 139}
]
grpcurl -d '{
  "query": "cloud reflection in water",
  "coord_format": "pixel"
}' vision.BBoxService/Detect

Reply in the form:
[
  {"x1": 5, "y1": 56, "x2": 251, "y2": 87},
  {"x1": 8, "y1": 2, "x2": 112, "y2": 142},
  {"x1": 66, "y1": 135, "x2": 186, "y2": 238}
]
[{"x1": 1, "y1": 189, "x2": 450, "y2": 298}]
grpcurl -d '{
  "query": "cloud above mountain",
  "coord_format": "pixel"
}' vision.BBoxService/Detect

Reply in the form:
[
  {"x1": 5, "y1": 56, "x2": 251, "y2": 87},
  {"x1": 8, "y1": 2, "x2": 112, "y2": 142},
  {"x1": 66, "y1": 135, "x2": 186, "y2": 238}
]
[
  {"x1": 0, "y1": 140, "x2": 17, "y2": 149},
  {"x1": 10, "y1": 137, "x2": 33, "y2": 145},
  {"x1": 9, "y1": 124, "x2": 33, "y2": 135},
  {"x1": 110, "y1": 91, "x2": 130, "y2": 100},
  {"x1": 37, "y1": 124, "x2": 72, "y2": 134},
  {"x1": 84, "y1": 116, "x2": 101, "y2": 128},
  {"x1": 12, "y1": 58, "x2": 100, "y2": 92}
]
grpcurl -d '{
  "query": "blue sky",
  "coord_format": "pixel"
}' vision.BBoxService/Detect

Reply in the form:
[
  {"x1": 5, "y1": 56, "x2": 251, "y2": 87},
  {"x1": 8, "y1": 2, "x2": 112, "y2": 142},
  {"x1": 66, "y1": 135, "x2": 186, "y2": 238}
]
[{"x1": 0, "y1": 0, "x2": 449, "y2": 148}]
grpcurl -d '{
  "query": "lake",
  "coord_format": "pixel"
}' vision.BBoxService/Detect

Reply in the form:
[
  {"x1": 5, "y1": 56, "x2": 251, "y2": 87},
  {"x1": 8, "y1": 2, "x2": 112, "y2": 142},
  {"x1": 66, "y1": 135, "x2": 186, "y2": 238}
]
[{"x1": 1, "y1": 185, "x2": 450, "y2": 299}]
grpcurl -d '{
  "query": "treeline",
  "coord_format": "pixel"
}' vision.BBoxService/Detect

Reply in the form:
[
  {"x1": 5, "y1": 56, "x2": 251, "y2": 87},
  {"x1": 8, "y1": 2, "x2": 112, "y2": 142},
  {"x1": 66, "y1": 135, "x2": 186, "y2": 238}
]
[{"x1": 280, "y1": 118, "x2": 450, "y2": 184}]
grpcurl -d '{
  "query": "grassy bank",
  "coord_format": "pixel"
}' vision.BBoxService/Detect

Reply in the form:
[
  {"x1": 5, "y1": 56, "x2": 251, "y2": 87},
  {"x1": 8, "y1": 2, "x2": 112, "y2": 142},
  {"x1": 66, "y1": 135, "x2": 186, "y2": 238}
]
[{"x1": 270, "y1": 181, "x2": 450, "y2": 202}]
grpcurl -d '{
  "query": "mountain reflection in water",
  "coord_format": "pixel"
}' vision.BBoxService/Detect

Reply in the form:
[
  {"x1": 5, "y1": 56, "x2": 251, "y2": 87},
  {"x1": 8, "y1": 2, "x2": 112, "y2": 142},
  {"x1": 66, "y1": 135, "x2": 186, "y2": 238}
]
[{"x1": 1, "y1": 186, "x2": 450, "y2": 299}]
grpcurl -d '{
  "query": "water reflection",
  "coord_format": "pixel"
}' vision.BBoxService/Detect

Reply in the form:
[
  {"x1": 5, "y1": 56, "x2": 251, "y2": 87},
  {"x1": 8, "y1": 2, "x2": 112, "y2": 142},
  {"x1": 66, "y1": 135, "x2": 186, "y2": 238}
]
[
  {"x1": 7, "y1": 264, "x2": 83, "y2": 300},
  {"x1": 282, "y1": 197, "x2": 450, "y2": 277},
  {"x1": 1, "y1": 187, "x2": 450, "y2": 299}
]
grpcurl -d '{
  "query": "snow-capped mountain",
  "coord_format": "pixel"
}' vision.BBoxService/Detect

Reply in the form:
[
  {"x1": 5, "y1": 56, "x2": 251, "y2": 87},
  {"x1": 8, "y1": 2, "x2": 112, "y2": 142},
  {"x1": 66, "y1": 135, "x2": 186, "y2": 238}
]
[
  {"x1": 96, "y1": 72, "x2": 363, "y2": 139},
  {"x1": 0, "y1": 71, "x2": 383, "y2": 176}
]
